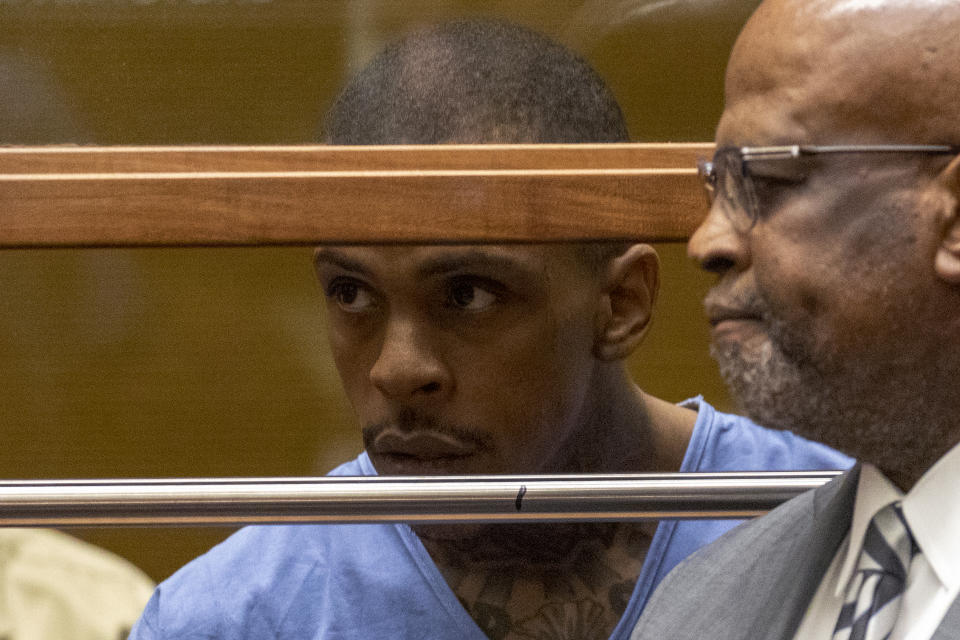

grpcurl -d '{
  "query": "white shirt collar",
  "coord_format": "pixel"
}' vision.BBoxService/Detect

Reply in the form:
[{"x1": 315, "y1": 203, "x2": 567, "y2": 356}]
[
  {"x1": 834, "y1": 443, "x2": 960, "y2": 597},
  {"x1": 902, "y1": 442, "x2": 960, "y2": 591}
]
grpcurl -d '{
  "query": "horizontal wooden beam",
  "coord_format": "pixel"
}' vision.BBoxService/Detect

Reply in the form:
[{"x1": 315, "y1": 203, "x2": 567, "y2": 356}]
[
  {"x1": 0, "y1": 143, "x2": 713, "y2": 247},
  {"x1": 0, "y1": 143, "x2": 712, "y2": 173}
]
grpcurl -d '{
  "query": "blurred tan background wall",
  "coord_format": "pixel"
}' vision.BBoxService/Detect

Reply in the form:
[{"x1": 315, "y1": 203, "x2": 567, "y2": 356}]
[{"x1": 0, "y1": 0, "x2": 759, "y2": 582}]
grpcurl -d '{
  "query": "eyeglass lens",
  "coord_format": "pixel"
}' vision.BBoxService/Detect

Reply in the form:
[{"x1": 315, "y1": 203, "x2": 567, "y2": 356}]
[{"x1": 712, "y1": 148, "x2": 757, "y2": 231}]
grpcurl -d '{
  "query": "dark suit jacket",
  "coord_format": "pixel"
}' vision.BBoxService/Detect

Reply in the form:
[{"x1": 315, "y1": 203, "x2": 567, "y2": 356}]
[{"x1": 630, "y1": 465, "x2": 960, "y2": 639}]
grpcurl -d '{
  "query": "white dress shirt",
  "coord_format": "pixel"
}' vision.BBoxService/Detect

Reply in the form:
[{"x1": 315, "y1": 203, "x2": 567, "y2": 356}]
[{"x1": 793, "y1": 443, "x2": 960, "y2": 639}]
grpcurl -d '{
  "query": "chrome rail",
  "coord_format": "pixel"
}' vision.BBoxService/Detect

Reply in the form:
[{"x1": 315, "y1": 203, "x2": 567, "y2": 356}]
[{"x1": 0, "y1": 471, "x2": 843, "y2": 527}]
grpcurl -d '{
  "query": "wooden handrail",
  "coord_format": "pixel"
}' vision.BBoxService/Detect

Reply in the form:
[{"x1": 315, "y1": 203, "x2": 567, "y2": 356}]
[{"x1": 0, "y1": 143, "x2": 712, "y2": 247}]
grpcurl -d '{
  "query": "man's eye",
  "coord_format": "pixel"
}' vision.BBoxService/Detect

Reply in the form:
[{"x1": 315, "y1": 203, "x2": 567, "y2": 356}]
[
  {"x1": 328, "y1": 281, "x2": 375, "y2": 312},
  {"x1": 447, "y1": 281, "x2": 497, "y2": 311},
  {"x1": 746, "y1": 157, "x2": 809, "y2": 182},
  {"x1": 749, "y1": 177, "x2": 797, "y2": 216}
]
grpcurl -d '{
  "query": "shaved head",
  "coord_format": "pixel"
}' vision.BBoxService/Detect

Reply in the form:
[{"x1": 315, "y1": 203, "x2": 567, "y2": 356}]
[
  {"x1": 323, "y1": 19, "x2": 633, "y2": 270},
  {"x1": 719, "y1": 0, "x2": 960, "y2": 145},
  {"x1": 323, "y1": 19, "x2": 629, "y2": 145}
]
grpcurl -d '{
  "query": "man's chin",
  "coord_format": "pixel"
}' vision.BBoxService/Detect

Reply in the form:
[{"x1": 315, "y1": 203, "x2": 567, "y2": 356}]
[
  {"x1": 711, "y1": 339, "x2": 807, "y2": 428},
  {"x1": 369, "y1": 452, "x2": 483, "y2": 476},
  {"x1": 413, "y1": 522, "x2": 487, "y2": 541}
]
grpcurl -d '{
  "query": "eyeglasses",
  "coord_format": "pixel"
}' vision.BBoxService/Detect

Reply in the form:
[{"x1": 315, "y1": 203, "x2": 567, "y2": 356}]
[{"x1": 697, "y1": 145, "x2": 960, "y2": 232}]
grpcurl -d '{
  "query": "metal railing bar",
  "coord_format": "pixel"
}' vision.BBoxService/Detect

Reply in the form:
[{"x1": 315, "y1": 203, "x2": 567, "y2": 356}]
[{"x1": 0, "y1": 471, "x2": 843, "y2": 527}]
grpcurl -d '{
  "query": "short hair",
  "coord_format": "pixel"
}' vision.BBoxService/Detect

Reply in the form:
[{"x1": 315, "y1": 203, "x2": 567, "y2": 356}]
[
  {"x1": 322, "y1": 19, "x2": 628, "y2": 144},
  {"x1": 322, "y1": 19, "x2": 631, "y2": 266}
]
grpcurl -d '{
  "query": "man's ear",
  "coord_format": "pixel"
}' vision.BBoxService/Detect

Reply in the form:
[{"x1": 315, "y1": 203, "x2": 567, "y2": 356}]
[
  {"x1": 934, "y1": 154, "x2": 960, "y2": 285},
  {"x1": 593, "y1": 244, "x2": 660, "y2": 361}
]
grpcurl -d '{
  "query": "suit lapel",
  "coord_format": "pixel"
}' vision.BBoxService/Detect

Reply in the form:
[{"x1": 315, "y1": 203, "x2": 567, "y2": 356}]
[
  {"x1": 756, "y1": 467, "x2": 960, "y2": 640},
  {"x1": 931, "y1": 596, "x2": 960, "y2": 640},
  {"x1": 743, "y1": 466, "x2": 861, "y2": 639}
]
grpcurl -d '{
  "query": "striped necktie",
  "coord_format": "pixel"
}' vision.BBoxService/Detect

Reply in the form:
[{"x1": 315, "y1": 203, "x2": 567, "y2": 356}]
[{"x1": 832, "y1": 501, "x2": 920, "y2": 640}]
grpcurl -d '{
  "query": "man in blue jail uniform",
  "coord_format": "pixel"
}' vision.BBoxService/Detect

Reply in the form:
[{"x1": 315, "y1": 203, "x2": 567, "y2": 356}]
[
  {"x1": 630, "y1": 1, "x2": 960, "y2": 638},
  {"x1": 131, "y1": 19, "x2": 850, "y2": 640}
]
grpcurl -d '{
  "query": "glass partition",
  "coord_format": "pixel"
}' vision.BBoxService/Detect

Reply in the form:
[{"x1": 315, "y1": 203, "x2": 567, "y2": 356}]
[{"x1": 0, "y1": 0, "x2": 759, "y2": 582}]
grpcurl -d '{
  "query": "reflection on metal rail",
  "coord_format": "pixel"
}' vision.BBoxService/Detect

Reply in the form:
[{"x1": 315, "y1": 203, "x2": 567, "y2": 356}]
[{"x1": 0, "y1": 471, "x2": 843, "y2": 527}]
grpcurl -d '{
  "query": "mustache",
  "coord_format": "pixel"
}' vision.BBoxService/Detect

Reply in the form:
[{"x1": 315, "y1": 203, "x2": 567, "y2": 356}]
[
  {"x1": 362, "y1": 408, "x2": 493, "y2": 451},
  {"x1": 703, "y1": 286, "x2": 769, "y2": 318}
]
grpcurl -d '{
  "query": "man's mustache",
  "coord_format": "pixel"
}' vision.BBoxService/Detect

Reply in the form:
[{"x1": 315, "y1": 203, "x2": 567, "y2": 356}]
[
  {"x1": 703, "y1": 287, "x2": 768, "y2": 319},
  {"x1": 362, "y1": 408, "x2": 493, "y2": 452}
]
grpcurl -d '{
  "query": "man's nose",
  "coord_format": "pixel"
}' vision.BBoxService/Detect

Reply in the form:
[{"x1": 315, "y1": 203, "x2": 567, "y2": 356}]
[
  {"x1": 369, "y1": 318, "x2": 451, "y2": 400},
  {"x1": 687, "y1": 202, "x2": 751, "y2": 274}
]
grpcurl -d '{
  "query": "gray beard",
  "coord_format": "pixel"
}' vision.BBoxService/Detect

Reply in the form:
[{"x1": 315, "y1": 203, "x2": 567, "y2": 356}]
[{"x1": 711, "y1": 313, "x2": 958, "y2": 490}]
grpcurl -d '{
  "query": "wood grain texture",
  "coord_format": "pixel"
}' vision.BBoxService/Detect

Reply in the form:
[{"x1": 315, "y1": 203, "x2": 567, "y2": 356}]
[{"x1": 0, "y1": 144, "x2": 713, "y2": 247}]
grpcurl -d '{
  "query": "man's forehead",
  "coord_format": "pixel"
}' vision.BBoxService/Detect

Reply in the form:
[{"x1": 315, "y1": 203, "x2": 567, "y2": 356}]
[
  {"x1": 715, "y1": 92, "x2": 808, "y2": 147},
  {"x1": 718, "y1": 0, "x2": 960, "y2": 146},
  {"x1": 716, "y1": 0, "x2": 821, "y2": 144},
  {"x1": 821, "y1": 0, "x2": 952, "y2": 16},
  {"x1": 314, "y1": 244, "x2": 565, "y2": 276}
]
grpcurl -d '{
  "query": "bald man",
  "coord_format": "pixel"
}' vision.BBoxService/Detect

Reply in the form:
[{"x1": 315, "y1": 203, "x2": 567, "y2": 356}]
[{"x1": 630, "y1": 1, "x2": 960, "y2": 639}]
